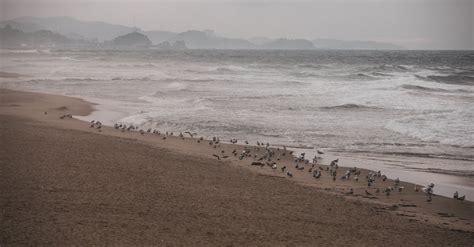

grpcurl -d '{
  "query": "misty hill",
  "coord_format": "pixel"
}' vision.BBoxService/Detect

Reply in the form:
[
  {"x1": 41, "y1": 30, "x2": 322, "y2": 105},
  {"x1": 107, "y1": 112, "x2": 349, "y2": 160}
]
[
  {"x1": 0, "y1": 20, "x2": 45, "y2": 33},
  {"x1": 0, "y1": 16, "x2": 406, "y2": 50},
  {"x1": 0, "y1": 25, "x2": 84, "y2": 48},
  {"x1": 142, "y1": 30, "x2": 178, "y2": 45},
  {"x1": 167, "y1": 30, "x2": 256, "y2": 49},
  {"x1": 249, "y1": 36, "x2": 273, "y2": 45},
  {"x1": 156, "y1": 40, "x2": 187, "y2": 50},
  {"x1": 313, "y1": 39, "x2": 405, "y2": 50},
  {"x1": 108, "y1": 32, "x2": 152, "y2": 47},
  {"x1": 261, "y1": 38, "x2": 315, "y2": 50},
  {"x1": 0, "y1": 16, "x2": 135, "y2": 42}
]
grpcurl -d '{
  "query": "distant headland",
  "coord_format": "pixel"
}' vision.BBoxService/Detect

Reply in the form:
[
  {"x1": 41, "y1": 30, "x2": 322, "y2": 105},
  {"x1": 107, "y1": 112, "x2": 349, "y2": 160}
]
[{"x1": 0, "y1": 16, "x2": 405, "y2": 50}]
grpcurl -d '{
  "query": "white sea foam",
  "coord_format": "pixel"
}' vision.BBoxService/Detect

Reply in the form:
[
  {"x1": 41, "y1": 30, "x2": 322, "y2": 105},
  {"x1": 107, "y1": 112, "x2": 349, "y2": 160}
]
[{"x1": 386, "y1": 109, "x2": 474, "y2": 148}]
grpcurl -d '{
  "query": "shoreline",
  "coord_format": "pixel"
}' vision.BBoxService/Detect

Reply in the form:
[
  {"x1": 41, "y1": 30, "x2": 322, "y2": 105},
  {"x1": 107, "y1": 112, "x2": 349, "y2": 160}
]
[
  {"x1": 1, "y1": 89, "x2": 473, "y2": 245},
  {"x1": 2, "y1": 88, "x2": 473, "y2": 200},
  {"x1": 60, "y1": 90, "x2": 474, "y2": 200}
]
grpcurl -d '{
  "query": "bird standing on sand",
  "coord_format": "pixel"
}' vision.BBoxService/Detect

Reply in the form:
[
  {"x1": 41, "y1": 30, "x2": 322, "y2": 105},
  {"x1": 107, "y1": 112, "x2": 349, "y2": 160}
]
[
  {"x1": 394, "y1": 178, "x2": 400, "y2": 187},
  {"x1": 424, "y1": 183, "x2": 434, "y2": 202},
  {"x1": 454, "y1": 191, "x2": 466, "y2": 201},
  {"x1": 313, "y1": 170, "x2": 321, "y2": 178}
]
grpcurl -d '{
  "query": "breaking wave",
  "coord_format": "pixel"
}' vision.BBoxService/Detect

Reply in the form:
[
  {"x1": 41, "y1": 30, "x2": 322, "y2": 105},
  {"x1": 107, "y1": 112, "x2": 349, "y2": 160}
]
[
  {"x1": 400, "y1": 84, "x2": 470, "y2": 93},
  {"x1": 297, "y1": 64, "x2": 330, "y2": 69},
  {"x1": 206, "y1": 65, "x2": 250, "y2": 74},
  {"x1": 362, "y1": 64, "x2": 411, "y2": 73},
  {"x1": 386, "y1": 109, "x2": 474, "y2": 148},
  {"x1": 415, "y1": 74, "x2": 474, "y2": 86},
  {"x1": 320, "y1": 103, "x2": 380, "y2": 110}
]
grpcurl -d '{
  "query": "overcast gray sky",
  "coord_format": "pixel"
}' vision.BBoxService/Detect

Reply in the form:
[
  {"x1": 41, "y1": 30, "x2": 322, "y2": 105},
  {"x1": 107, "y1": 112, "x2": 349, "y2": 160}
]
[{"x1": 1, "y1": 0, "x2": 473, "y2": 49}]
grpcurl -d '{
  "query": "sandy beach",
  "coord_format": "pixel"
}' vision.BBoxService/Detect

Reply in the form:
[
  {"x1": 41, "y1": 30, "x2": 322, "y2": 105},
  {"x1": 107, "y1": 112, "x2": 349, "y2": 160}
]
[{"x1": 1, "y1": 89, "x2": 473, "y2": 246}]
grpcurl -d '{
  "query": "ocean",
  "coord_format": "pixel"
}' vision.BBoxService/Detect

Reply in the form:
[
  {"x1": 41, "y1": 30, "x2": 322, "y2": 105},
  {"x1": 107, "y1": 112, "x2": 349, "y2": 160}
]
[{"x1": 1, "y1": 48, "x2": 473, "y2": 198}]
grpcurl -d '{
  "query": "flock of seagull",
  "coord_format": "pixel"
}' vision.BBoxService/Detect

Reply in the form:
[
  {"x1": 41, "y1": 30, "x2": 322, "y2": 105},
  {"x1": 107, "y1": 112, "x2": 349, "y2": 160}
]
[{"x1": 61, "y1": 115, "x2": 468, "y2": 202}]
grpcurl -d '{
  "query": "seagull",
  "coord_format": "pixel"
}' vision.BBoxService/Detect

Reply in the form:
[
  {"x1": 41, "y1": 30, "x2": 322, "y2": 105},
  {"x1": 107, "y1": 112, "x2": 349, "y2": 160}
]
[
  {"x1": 317, "y1": 150, "x2": 324, "y2": 155},
  {"x1": 212, "y1": 154, "x2": 220, "y2": 160},
  {"x1": 185, "y1": 131, "x2": 195, "y2": 138}
]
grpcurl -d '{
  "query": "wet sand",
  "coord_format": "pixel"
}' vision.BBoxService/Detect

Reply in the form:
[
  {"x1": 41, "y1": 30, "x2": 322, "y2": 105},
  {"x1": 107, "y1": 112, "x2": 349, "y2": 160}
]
[{"x1": 1, "y1": 89, "x2": 473, "y2": 246}]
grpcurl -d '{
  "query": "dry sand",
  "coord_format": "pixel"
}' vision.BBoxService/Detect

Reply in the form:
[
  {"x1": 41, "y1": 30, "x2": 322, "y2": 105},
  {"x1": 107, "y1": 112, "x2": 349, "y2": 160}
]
[{"x1": 1, "y1": 89, "x2": 473, "y2": 246}]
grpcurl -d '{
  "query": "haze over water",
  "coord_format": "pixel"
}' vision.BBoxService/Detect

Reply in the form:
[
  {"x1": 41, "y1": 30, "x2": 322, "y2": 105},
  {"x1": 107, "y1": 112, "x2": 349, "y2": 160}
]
[{"x1": 1, "y1": 48, "x2": 473, "y2": 197}]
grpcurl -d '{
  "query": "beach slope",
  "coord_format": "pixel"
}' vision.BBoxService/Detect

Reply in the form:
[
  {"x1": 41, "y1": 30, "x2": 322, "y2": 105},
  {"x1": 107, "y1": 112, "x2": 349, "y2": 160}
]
[{"x1": 1, "y1": 89, "x2": 473, "y2": 246}]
